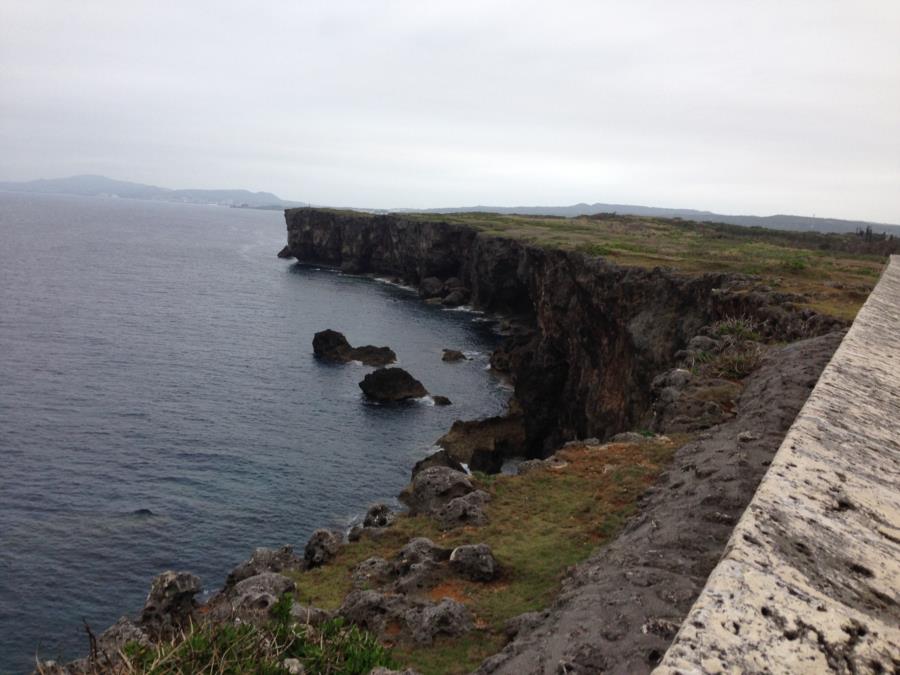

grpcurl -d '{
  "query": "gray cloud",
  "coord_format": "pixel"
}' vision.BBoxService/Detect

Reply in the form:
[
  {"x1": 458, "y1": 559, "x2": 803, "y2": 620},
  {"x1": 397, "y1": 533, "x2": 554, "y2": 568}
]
[{"x1": 2, "y1": 0, "x2": 898, "y2": 221}]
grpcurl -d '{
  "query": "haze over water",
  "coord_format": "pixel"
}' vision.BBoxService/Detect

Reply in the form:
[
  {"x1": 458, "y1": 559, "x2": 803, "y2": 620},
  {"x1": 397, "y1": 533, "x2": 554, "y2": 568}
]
[{"x1": 0, "y1": 193, "x2": 508, "y2": 673}]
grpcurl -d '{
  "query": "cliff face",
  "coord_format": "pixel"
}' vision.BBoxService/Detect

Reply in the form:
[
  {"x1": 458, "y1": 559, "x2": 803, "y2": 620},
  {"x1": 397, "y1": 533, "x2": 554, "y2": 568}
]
[{"x1": 285, "y1": 208, "x2": 843, "y2": 454}]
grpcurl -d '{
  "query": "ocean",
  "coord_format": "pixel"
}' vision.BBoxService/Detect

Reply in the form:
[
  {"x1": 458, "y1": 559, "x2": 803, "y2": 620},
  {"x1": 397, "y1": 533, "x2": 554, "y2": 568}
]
[{"x1": 0, "y1": 193, "x2": 508, "y2": 673}]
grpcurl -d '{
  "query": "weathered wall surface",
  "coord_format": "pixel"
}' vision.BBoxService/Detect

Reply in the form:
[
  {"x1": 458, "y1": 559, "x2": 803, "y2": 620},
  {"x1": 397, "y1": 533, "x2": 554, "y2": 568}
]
[{"x1": 657, "y1": 256, "x2": 900, "y2": 674}]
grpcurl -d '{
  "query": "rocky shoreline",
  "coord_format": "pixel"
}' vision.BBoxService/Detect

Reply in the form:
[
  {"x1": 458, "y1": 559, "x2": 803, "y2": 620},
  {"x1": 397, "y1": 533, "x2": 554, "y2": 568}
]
[{"x1": 38, "y1": 208, "x2": 848, "y2": 674}]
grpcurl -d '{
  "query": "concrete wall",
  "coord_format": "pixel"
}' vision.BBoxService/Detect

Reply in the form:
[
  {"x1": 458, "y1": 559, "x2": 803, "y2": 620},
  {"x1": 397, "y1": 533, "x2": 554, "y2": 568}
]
[{"x1": 656, "y1": 256, "x2": 900, "y2": 674}]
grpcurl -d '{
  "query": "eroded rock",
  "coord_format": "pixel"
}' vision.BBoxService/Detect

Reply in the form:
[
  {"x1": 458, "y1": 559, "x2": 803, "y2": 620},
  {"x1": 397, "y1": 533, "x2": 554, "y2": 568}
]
[
  {"x1": 226, "y1": 545, "x2": 304, "y2": 586},
  {"x1": 399, "y1": 467, "x2": 475, "y2": 515},
  {"x1": 313, "y1": 329, "x2": 396, "y2": 367},
  {"x1": 304, "y1": 529, "x2": 342, "y2": 568},
  {"x1": 432, "y1": 490, "x2": 491, "y2": 530},
  {"x1": 360, "y1": 368, "x2": 428, "y2": 402},
  {"x1": 450, "y1": 543, "x2": 499, "y2": 581}
]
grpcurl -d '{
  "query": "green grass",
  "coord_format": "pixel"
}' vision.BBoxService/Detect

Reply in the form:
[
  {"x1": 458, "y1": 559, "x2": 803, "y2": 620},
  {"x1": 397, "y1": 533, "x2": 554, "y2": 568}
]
[
  {"x1": 285, "y1": 436, "x2": 689, "y2": 674},
  {"x1": 392, "y1": 211, "x2": 891, "y2": 320},
  {"x1": 68, "y1": 596, "x2": 395, "y2": 675}
]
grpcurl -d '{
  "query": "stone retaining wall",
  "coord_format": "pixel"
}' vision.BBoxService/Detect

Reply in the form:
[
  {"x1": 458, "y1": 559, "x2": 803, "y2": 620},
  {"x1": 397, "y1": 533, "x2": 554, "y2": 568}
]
[{"x1": 656, "y1": 255, "x2": 900, "y2": 674}]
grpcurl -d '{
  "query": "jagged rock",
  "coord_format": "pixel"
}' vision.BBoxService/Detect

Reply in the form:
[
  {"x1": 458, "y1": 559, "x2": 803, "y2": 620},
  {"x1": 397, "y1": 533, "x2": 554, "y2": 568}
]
[
  {"x1": 432, "y1": 395, "x2": 452, "y2": 406},
  {"x1": 313, "y1": 329, "x2": 396, "y2": 367},
  {"x1": 226, "y1": 545, "x2": 304, "y2": 586},
  {"x1": 408, "y1": 598, "x2": 473, "y2": 644},
  {"x1": 442, "y1": 289, "x2": 469, "y2": 307},
  {"x1": 419, "y1": 277, "x2": 445, "y2": 298},
  {"x1": 436, "y1": 414, "x2": 526, "y2": 472},
  {"x1": 340, "y1": 590, "x2": 470, "y2": 645},
  {"x1": 397, "y1": 538, "x2": 452, "y2": 566},
  {"x1": 450, "y1": 543, "x2": 498, "y2": 581},
  {"x1": 352, "y1": 557, "x2": 396, "y2": 589},
  {"x1": 100, "y1": 616, "x2": 150, "y2": 650},
  {"x1": 359, "y1": 368, "x2": 428, "y2": 402},
  {"x1": 277, "y1": 245, "x2": 293, "y2": 259},
  {"x1": 687, "y1": 335, "x2": 722, "y2": 353},
  {"x1": 289, "y1": 604, "x2": 332, "y2": 626},
  {"x1": 232, "y1": 572, "x2": 294, "y2": 611},
  {"x1": 432, "y1": 490, "x2": 491, "y2": 530},
  {"x1": 140, "y1": 571, "x2": 201, "y2": 634},
  {"x1": 411, "y1": 449, "x2": 465, "y2": 478},
  {"x1": 304, "y1": 529, "x2": 342, "y2": 568},
  {"x1": 399, "y1": 466, "x2": 475, "y2": 515},
  {"x1": 363, "y1": 503, "x2": 395, "y2": 528},
  {"x1": 442, "y1": 349, "x2": 466, "y2": 362},
  {"x1": 338, "y1": 590, "x2": 413, "y2": 637}
]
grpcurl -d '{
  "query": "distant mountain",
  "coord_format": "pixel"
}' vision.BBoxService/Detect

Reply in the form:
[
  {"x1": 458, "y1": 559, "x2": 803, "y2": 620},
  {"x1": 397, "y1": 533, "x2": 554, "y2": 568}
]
[
  {"x1": 407, "y1": 203, "x2": 900, "y2": 236},
  {"x1": 0, "y1": 175, "x2": 306, "y2": 209}
]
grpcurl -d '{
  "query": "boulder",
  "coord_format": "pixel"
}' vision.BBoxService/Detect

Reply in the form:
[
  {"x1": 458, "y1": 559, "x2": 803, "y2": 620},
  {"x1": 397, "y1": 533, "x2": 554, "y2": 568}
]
[
  {"x1": 411, "y1": 449, "x2": 466, "y2": 478},
  {"x1": 231, "y1": 572, "x2": 294, "y2": 611},
  {"x1": 289, "y1": 603, "x2": 332, "y2": 626},
  {"x1": 226, "y1": 545, "x2": 304, "y2": 586},
  {"x1": 396, "y1": 538, "x2": 452, "y2": 566},
  {"x1": 277, "y1": 245, "x2": 294, "y2": 259},
  {"x1": 419, "y1": 277, "x2": 445, "y2": 298},
  {"x1": 449, "y1": 544, "x2": 498, "y2": 581},
  {"x1": 338, "y1": 589, "x2": 413, "y2": 637},
  {"x1": 432, "y1": 395, "x2": 452, "y2": 406},
  {"x1": 441, "y1": 289, "x2": 469, "y2": 307},
  {"x1": 399, "y1": 467, "x2": 475, "y2": 515},
  {"x1": 444, "y1": 277, "x2": 465, "y2": 290},
  {"x1": 313, "y1": 329, "x2": 396, "y2": 367},
  {"x1": 352, "y1": 556, "x2": 396, "y2": 589},
  {"x1": 140, "y1": 571, "x2": 201, "y2": 634},
  {"x1": 312, "y1": 329, "x2": 354, "y2": 360},
  {"x1": 408, "y1": 598, "x2": 473, "y2": 644},
  {"x1": 442, "y1": 349, "x2": 466, "y2": 362},
  {"x1": 432, "y1": 490, "x2": 491, "y2": 530},
  {"x1": 360, "y1": 368, "x2": 428, "y2": 402},
  {"x1": 436, "y1": 414, "x2": 525, "y2": 472},
  {"x1": 363, "y1": 503, "x2": 395, "y2": 528},
  {"x1": 687, "y1": 335, "x2": 722, "y2": 353},
  {"x1": 304, "y1": 529, "x2": 342, "y2": 568}
]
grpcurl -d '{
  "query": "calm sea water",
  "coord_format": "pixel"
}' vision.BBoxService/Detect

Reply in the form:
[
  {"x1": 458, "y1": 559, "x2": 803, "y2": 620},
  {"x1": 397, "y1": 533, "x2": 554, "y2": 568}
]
[{"x1": 0, "y1": 193, "x2": 508, "y2": 673}]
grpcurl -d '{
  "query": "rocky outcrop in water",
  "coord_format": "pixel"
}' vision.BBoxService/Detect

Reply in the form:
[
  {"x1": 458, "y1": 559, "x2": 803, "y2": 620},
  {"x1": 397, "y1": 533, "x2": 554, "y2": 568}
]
[
  {"x1": 312, "y1": 329, "x2": 396, "y2": 367},
  {"x1": 284, "y1": 208, "x2": 844, "y2": 455},
  {"x1": 359, "y1": 367, "x2": 428, "y2": 402},
  {"x1": 436, "y1": 413, "x2": 526, "y2": 472}
]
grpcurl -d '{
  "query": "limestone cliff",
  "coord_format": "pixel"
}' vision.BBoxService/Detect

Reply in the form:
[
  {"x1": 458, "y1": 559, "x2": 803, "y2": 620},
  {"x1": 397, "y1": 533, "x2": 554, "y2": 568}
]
[{"x1": 284, "y1": 208, "x2": 843, "y2": 454}]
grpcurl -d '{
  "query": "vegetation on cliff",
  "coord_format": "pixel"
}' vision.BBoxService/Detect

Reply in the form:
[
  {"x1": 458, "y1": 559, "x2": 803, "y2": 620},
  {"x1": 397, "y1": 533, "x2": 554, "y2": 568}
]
[
  {"x1": 399, "y1": 211, "x2": 892, "y2": 320},
  {"x1": 287, "y1": 436, "x2": 684, "y2": 674}
]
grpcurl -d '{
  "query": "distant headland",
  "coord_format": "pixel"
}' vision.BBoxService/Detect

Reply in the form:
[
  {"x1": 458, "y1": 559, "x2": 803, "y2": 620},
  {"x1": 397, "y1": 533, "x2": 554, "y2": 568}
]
[{"x1": 2, "y1": 174, "x2": 899, "y2": 235}]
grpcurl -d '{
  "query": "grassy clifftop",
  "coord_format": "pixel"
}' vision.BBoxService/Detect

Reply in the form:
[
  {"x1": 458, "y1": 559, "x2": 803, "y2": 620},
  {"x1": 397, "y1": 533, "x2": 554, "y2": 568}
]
[{"x1": 400, "y1": 211, "x2": 893, "y2": 320}]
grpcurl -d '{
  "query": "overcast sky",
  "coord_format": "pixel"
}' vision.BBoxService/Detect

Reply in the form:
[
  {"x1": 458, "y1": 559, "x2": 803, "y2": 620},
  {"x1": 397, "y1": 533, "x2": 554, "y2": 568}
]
[{"x1": 2, "y1": 1, "x2": 899, "y2": 221}]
